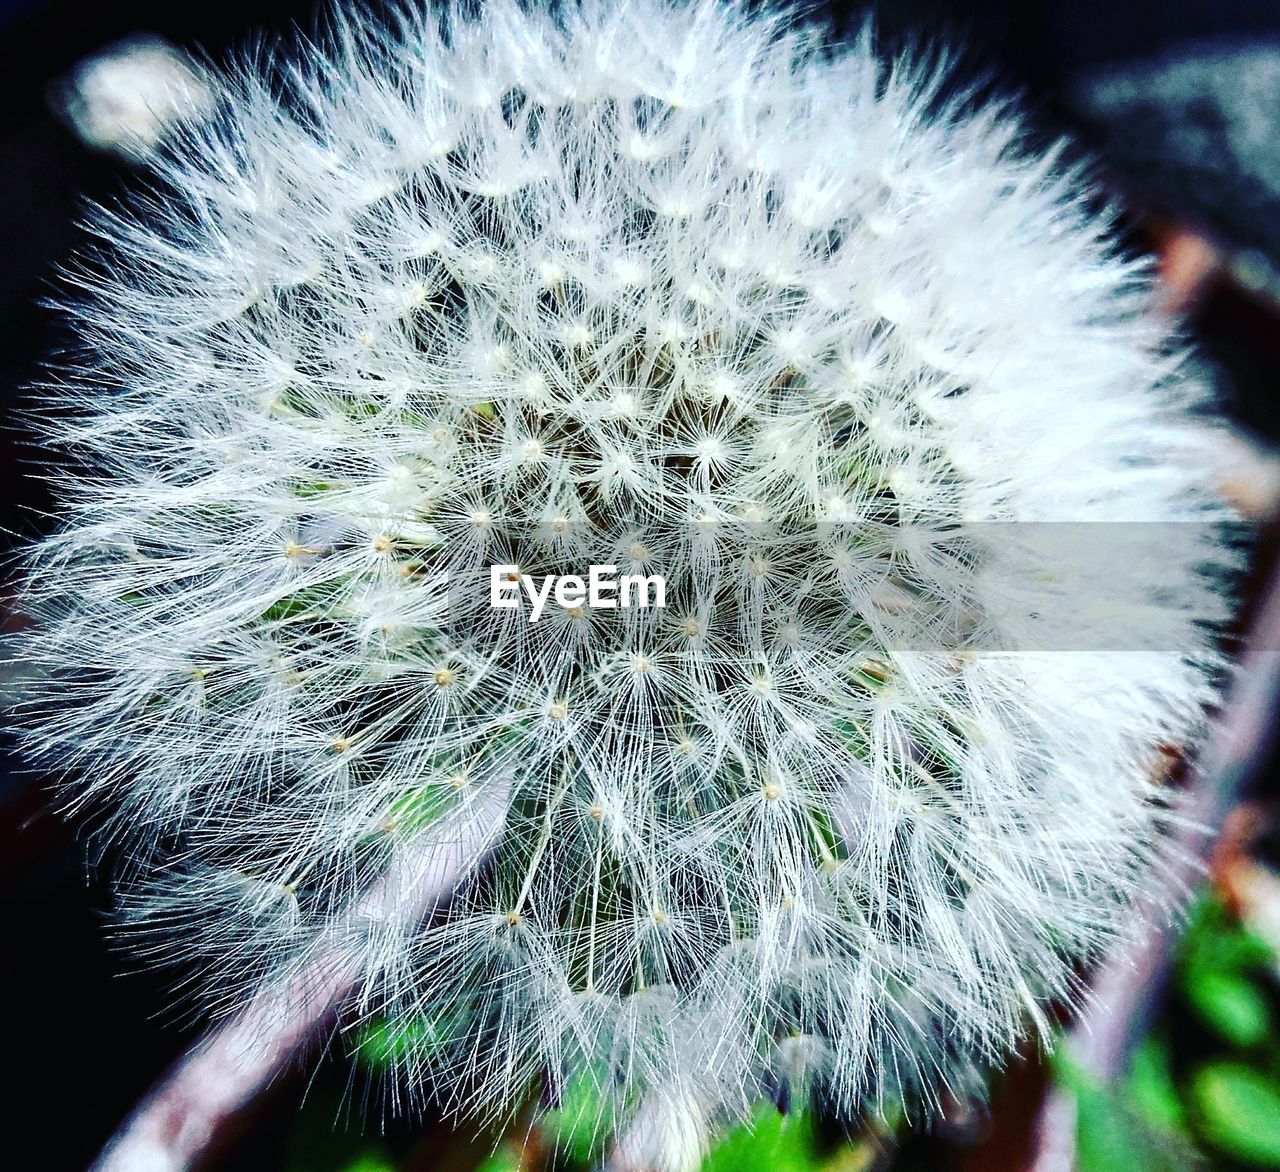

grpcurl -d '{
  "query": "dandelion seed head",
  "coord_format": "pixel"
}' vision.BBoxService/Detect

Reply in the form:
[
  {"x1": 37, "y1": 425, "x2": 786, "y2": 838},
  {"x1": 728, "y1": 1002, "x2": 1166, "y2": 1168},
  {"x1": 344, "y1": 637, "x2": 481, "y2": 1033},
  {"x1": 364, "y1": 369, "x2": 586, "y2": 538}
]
[{"x1": 16, "y1": 0, "x2": 1234, "y2": 1154}]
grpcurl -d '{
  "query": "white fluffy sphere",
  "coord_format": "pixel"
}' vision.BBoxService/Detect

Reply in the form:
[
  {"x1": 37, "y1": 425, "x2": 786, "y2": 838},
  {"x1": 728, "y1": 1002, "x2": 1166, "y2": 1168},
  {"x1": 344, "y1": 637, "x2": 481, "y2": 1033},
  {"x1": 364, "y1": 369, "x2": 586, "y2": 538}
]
[{"x1": 21, "y1": 0, "x2": 1232, "y2": 1150}]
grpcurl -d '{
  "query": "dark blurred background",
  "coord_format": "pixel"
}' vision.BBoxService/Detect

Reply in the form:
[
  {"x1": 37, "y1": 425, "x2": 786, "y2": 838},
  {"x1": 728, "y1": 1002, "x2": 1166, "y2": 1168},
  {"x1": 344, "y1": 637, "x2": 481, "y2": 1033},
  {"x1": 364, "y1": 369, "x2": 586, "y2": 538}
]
[{"x1": 4, "y1": 1, "x2": 1280, "y2": 1169}]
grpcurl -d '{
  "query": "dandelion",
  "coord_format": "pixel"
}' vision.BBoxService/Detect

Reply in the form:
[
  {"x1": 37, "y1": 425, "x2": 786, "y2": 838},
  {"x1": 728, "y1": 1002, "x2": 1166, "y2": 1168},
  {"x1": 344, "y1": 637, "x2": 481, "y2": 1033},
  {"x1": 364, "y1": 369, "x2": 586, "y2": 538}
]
[{"x1": 17, "y1": 0, "x2": 1234, "y2": 1162}]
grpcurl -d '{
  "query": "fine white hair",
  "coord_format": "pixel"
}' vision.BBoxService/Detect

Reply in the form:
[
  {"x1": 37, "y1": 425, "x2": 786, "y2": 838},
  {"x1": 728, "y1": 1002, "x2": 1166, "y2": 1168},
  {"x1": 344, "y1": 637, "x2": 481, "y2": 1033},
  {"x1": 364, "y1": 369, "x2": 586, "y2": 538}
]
[{"x1": 18, "y1": 0, "x2": 1233, "y2": 1156}]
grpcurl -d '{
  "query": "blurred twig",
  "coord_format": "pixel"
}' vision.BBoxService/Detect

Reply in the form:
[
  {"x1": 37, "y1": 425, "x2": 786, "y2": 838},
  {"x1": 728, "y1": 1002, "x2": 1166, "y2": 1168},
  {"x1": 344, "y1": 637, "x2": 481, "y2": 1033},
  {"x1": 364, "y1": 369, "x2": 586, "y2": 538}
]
[
  {"x1": 1029, "y1": 533, "x2": 1280, "y2": 1171},
  {"x1": 92, "y1": 790, "x2": 508, "y2": 1172}
]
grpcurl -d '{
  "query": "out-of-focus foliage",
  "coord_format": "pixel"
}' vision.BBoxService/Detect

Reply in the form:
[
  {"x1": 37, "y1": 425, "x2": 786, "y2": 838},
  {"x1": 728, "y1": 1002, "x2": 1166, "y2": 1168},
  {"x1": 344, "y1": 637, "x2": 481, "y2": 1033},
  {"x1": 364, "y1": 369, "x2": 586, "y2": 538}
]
[
  {"x1": 1182, "y1": 896, "x2": 1275, "y2": 1049},
  {"x1": 475, "y1": 1151, "x2": 522, "y2": 1172},
  {"x1": 541, "y1": 1069, "x2": 617, "y2": 1166},
  {"x1": 336, "y1": 889, "x2": 1280, "y2": 1171},
  {"x1": 1054, "y1": 1045, "x2": 1200, "y2": 1172},
  {"x1": 352, "y1": 1018, "x2": 884, "y2": 1170},
  {"x1": 700, "y1": 1105, "x2": 817, "y2": 1172},
  {"x1": 1192, "y1": 1063, "x2": 1280, "y2": 1165},
  {"x1": 1060, "y1": 890, "x2": 1280, "y2": 1171}
]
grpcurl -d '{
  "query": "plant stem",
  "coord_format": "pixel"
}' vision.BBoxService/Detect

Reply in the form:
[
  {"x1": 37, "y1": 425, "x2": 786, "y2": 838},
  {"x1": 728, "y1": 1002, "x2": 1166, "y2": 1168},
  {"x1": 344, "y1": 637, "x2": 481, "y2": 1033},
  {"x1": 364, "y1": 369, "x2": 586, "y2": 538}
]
[
  {"x1": 93, "y1": 784, "x2": 510, "y2": 1172},
  {"x1": 1030, "y1": 543, "x2": 1280, "y2": 1171}
]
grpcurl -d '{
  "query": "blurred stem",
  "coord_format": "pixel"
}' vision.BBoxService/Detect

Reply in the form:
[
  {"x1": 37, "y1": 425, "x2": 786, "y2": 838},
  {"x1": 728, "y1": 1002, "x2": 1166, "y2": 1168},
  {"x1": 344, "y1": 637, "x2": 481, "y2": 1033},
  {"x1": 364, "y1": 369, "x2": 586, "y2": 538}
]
[
  {"x1": 93, "y1": 955, "x2": 359, "y2": 1172},
  {"x1": 1030, "y1": 542, "x2": 1280, "y2": 1171},
  {"x1": 93, "y1": 788, "x2": 509, "y2": 1172}
]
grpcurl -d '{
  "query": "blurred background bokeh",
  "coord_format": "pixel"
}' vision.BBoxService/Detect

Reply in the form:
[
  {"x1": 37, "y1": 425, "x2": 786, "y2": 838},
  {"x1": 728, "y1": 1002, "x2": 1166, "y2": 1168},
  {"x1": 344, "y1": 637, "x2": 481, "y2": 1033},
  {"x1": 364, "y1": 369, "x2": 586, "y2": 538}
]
[{"x1": 5, "y1": 1, "x2": 1280, "y2": 1169}]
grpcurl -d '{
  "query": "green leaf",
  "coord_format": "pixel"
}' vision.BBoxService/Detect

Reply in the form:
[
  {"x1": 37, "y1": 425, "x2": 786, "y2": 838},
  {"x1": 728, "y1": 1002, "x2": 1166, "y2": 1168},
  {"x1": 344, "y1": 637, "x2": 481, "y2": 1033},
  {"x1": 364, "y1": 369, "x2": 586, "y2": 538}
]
[
  {"x1": 542, "y1": 1069, "x2": 616, "y2": 1164},
  {"x1": 1054, "y1": 1050, "x2": 1200, "y2": 1172},
  {"x1": 1128, "y1": 1038, "x2": 1186, "y2": 1134},
  {"x1": 1179, "y1": 893, "x2": 1274, "y2": 975},
  {"x1": 385, "y1": 783, "x2": 454, "y2": 834},
  {"x1": 1185, "y1": 970, "x2": 1271, "y2": 1047},
  {"x1": 1074, "y1": 1079, "x2": 1150, "y2": 1172},
  {"x1": 475, "y1": 1150, "x2": 522, "y2": 1172},
  {"x1": 340, "y1": 1158, "x2": 397, "y2": 1172},
  {"x1": 702, "y1": 1105, "x2": 814, "y2": 1172},
  {"x1": 1191, "y1": 1062, "x2": 1280, "y2": 1166},
  {"x1": 353, "y1": 1014, "x2": 446, "y2": 1069}
]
